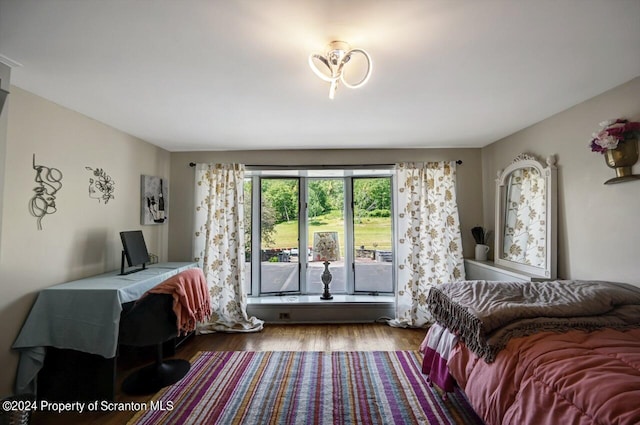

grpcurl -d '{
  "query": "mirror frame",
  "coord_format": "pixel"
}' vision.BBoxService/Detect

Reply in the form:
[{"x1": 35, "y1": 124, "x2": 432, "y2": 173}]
[{"x1": 495, "y1": 153, "x2": 557, "y2": 279}]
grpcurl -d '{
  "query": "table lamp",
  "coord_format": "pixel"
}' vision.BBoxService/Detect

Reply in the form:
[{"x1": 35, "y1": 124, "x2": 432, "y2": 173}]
[{"x1": 313, "y1": 231, "x2": 340, "y2": 300}]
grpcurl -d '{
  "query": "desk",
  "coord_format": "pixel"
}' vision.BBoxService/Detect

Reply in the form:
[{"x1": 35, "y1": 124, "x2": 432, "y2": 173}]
[{"x1": 12, "y1": 262, "x2": 198, "y2": 397}]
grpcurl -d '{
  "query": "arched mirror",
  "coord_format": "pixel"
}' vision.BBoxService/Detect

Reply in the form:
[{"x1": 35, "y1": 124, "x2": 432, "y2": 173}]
[{"x1": 495, "y1": 153, "x2": 557, "y2": 279}]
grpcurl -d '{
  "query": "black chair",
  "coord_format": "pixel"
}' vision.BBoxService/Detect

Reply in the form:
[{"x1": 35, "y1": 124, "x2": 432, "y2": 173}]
[{"x1": 118, "y1": 293, "x2": 190, "y2": 395}]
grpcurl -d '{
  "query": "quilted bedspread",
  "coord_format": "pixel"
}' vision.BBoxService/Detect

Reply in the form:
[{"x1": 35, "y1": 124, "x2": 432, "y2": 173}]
[
  {"x1": 427, "y1": 280, "x2": 640, "y2": 362},
  {"x1": 448, "y1": 327, "x2": 640, "y2": 425}
]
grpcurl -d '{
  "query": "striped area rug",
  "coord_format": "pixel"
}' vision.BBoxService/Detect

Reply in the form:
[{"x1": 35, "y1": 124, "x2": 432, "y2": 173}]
[{"x1": 127, "y1": 351, "x2": 483, "y2": 425}]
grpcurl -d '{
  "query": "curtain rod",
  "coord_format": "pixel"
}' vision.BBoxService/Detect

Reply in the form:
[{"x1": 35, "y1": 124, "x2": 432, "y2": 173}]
[{"x1": 188, "y1": 160, "x2": 462, "y2": 168}]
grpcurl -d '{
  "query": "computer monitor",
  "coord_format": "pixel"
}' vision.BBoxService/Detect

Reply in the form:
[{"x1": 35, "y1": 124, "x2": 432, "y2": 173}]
[{"x1": 119, "y1": 230, "x2": 150, "y2": 275}]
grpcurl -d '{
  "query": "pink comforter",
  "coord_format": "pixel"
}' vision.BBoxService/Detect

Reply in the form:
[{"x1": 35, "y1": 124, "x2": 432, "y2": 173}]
[{"x1": 448, "y1": 328, "x2": 640, "y2": 425}]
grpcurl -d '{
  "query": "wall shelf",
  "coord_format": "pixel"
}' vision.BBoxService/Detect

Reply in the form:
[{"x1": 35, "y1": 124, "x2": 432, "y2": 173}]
[{"x1": 464, "y1": 259, "x2": 547, "y2": 282}]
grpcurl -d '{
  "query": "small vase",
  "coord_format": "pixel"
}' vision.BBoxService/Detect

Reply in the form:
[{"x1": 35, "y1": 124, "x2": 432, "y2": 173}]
[
  {"x1": 603, "y1": 137, "x2": 640, "y2": 184},
  {"x1": 474, "y1": 244, "x2": 489, "y2": 261}
]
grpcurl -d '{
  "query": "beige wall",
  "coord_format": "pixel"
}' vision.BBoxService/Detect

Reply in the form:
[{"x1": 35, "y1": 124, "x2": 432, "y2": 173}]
[
  {"x1": 167, "y1": 149, "x2": 484, "y2": 263},
  {"x1": 481, "y1": 77, "x2": 640, "y2": 284},
  {"x1": 0, "y1": 63, "x2": 11, "y2": 260},
  {"x1": 0, "y1": 87, "x2": 171, "y2": 396}
]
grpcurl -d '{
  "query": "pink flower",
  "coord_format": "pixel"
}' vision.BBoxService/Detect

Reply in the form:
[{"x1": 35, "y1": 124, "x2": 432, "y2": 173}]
[
  {"x1": 593, "y1": 131, "x2": 620, "y2": 149},
  {"x1": 589, "y1": 118, "x2": 640, "y2": 154}
]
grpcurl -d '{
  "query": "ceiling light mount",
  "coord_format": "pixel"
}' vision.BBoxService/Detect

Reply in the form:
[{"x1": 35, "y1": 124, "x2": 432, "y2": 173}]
[{"x1": 309, "y1": 41, "x2": 372, "y2": 99}]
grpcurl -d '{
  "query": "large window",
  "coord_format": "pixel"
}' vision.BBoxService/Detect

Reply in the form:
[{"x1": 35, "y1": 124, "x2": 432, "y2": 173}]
[
  {"x1": 353, "y1": 177, "x2": 393, "y2": 293},
  {"x1": 260, "y1": 178, "x2": 300, "y2": 294},
  {"x1": 245, "y1": 169, "x2": 394, "y2": 297},
  {"x1": 306, "y1": 178, "x2": 345, "y2": 293}
]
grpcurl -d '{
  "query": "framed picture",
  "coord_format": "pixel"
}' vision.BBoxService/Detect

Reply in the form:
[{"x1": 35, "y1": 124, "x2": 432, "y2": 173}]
[{"x1": 141, "y1": 175, "x2": 168, "y2": 225}]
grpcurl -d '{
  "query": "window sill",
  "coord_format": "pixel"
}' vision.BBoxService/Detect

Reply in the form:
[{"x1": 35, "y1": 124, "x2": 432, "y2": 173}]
[
  {"x1": 246, "y1": 295, "x2": 395, "y2": 323},
  {"x1": 247, "y1": 294, "x2": 394, "y2": 305}
]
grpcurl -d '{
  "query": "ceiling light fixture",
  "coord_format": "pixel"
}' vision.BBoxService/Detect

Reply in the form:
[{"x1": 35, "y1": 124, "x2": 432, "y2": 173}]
[{"x1": 308, "y1": 41, "x2": 372, "y2": 99}]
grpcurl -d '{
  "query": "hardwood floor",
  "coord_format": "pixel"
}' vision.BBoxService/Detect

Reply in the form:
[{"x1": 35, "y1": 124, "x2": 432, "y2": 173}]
[{"x1": 31, "y1": 323, "x2": 427, "y2": 425}]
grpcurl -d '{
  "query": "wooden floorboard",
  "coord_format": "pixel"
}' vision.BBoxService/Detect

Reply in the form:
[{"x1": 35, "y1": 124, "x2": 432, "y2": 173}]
[{"x1": 31, "y1": 323, "x2": 427, "y2": 425}]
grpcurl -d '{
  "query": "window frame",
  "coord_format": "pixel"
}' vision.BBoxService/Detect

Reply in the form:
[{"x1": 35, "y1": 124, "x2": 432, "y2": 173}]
[
  {"x1": 351, "y1": 175, "x2": 395, "y2": 294},
  {"x1": 246, "y1": 167, "x2": 395, "y2": 298}
]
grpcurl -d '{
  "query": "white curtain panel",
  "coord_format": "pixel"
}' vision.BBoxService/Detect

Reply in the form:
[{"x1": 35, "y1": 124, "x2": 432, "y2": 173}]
[
  {"x1": 390, "y1": 161, "x2": 465, "y2": 328},
  {"x1": 192, "y1": 163, "x2": 263, "y2": 333}
]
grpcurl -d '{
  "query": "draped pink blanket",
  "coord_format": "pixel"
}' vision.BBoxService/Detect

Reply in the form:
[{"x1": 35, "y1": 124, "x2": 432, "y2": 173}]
[{"x1": 148, "y1": 268, "x2": 211, "y2": 335}]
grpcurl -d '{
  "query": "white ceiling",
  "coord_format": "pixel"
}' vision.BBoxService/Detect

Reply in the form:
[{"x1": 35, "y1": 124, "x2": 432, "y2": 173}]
[{"x1": 1, "y1": 0, "x2": 639, "y2": 152}]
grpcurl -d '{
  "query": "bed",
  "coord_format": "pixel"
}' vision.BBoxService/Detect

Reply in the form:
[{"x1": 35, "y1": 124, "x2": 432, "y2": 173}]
[{"x1": 420, "y1": 279, "x2": 640, "y2": 425}]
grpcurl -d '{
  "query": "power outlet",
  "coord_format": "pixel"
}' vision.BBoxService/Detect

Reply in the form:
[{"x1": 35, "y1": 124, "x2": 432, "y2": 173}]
[{"x1": 278, "y1": 312, "x2": 291, "y2": 320}]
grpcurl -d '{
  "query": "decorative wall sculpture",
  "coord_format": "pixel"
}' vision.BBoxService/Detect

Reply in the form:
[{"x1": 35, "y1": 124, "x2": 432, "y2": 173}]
[
  {"x1": 141, "y1": 175, "x2": 167, "y2": 224},
  {"x1": 29, "y1": 154, "x2": 63, "y2": 230},
  {"x1": 86, "y1": 166, "x2": 115, "y2": 204}
]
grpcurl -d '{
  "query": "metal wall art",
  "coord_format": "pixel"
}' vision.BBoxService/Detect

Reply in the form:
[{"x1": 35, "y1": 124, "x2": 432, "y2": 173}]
[
  {"x1": 29, "y1": 154, "x2": 63, "y2": 230},
  {"x1": 141, "y1": 175, "x2": 167, "y2": 224},
  {"x1": 86, "y1": 166, "x2": 115, "y2": 204}
]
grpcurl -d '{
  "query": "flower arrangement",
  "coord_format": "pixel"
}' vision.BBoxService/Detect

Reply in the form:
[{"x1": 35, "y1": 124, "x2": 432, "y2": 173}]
[{"x1": 589, "y1": 118, "x2": 640, "y2": 154}]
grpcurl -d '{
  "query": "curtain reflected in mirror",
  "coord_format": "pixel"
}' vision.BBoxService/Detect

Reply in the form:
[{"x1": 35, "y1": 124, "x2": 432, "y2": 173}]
[{"x1": 502, "y1": 167, "x2": 546, "y2": 268}]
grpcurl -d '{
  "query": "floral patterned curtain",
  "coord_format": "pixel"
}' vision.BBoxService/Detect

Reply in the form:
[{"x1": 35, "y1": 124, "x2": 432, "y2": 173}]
[
  {"x1": 193, "y1": 163, "x2": 264, "y2": 333},
  {"x1": 390, "y1": 161, "x2": 465, "y2": 328}
]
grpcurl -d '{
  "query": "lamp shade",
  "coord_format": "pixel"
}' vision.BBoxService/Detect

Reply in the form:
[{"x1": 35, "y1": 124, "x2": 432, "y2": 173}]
[{"x1": 313, "y1": 232, "x2": 340, "y2": 262}]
